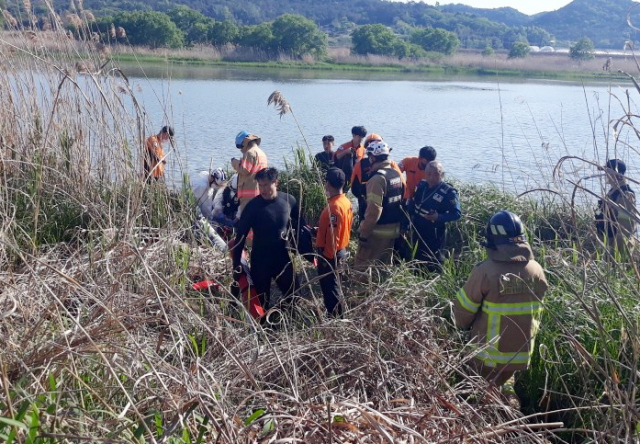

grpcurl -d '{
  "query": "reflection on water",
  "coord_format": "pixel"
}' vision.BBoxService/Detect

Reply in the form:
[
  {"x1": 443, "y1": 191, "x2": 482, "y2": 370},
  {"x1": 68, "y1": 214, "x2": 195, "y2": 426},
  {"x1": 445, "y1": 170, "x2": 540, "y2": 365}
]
[{"x1": 119, "y1": 63, "x2": 638, "y2": 201}]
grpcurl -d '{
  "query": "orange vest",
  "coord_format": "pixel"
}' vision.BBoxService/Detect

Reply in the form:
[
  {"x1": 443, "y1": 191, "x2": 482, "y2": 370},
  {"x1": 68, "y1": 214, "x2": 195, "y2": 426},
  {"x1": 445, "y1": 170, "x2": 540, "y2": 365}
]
[
  {"x1": 145, "y1": 135, "x2": 165, "y2": 179},
  {"x1": 399, "y1": 157, "x2": 423, "y2": 200},
  {"x1": 315, "y1": 193, "x2": 353, "y2": 259}
]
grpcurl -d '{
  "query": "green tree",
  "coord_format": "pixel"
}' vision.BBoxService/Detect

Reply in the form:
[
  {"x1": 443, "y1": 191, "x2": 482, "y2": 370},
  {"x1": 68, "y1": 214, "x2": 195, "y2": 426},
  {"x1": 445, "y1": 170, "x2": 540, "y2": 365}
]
[
  {"x1": 271, "y1": 14, "x2": 327, "y2": 58},
  {"x1": 508, "y1": 41, "x2": 530, "y2": 58},
  {"x1": 114, "y1": 11, "x2": 184, "y2": 48},
  {"x1": 524, "y1": 26, "x2": 552, "y2": 47},
  {"x1": 569, "y1": 37, "x2": 595, "y2": 60},
  {"x1": 481, "y1": 46, "x2": 494, "y2": 56},
  {"x1": 167, "y1": 5, "x2": 211, "y2": 45},
  {"x1": 410, "y1": 27, "x2": 459, "y2": 55},
  {"x1": 208, "y1": 21, "x2": 238, "y2": 46},
  {"x1": 237, "y1": 23, "x2": 274, "y2": 51},
  {"x1": 351, "y1": 24, "x2": 410, "y2": 57}
]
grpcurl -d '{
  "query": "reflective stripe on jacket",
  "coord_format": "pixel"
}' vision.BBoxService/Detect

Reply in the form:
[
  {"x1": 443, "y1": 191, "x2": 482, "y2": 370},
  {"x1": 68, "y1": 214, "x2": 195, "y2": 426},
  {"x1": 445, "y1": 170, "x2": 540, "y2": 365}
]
[
  {"x1": 237, "y1": 145, "x2": 268, "y2": 198},
  {"x1": 453, "y1": 242, "x2": 548, "y2": 372}
]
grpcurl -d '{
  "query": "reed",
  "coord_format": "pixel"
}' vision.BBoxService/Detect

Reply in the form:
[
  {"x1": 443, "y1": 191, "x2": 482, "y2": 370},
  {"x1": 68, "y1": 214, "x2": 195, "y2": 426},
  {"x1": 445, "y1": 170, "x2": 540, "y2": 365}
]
[{"x1": 0, "y1": 23, "x2": 639, "y2": 444}]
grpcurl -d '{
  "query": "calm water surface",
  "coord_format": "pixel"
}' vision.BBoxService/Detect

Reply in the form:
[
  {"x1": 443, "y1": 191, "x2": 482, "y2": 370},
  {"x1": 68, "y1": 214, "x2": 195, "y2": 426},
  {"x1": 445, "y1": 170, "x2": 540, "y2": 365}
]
[{"x1": 123, "y1": 64, "x2": 640, "y2": 195}]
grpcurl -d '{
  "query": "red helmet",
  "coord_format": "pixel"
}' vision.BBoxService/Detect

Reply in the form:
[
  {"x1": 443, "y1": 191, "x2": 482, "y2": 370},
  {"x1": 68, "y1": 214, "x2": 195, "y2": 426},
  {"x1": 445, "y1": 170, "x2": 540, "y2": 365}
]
[{"x1": 364, "y1": 133, "x2": 382, "y2": 147}]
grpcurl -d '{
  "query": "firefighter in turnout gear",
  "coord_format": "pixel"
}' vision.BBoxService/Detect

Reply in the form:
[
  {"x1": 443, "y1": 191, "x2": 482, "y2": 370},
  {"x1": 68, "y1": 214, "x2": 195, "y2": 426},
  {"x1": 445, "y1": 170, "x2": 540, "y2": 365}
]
[
  {"x1": 408, "y1": 161, "x2": 461, "y2": 272},
  {"x1": 351, "y1": 134, "x2": 404, "y2": 220},
  {"x1": 354, "y1": 141, "x2": 405, "y2": 271},
  {"x1": 453, "y1": 211, "x2": 548, "y2": 388},
  {"x1": 232, "y1": 130, "x2": 268, "y2": 215}
]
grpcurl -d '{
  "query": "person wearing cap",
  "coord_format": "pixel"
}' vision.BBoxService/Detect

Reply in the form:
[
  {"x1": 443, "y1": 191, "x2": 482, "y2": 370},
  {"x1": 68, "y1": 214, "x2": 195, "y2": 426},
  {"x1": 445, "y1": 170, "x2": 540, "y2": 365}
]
[
  {"x1": 315, "y1": 167, "x2": 353, "y2": 316},
  {"x1": 144, "y1": 125, "x2": 174, "y2": 181},
  {"x1": 315, "y1": 135, "x2": 335, "y2": 172},
  {"x1": 595, "y1": 159, "x2": 637, "y2": 252},
  {"x1": 232, "y1": 131, "x2": 268, "y2": 214},
  {"x1": 351, "y1": 134, "x2": 405, "y2": 220},
  {"x1": 399, "y1": 146, "x2": 437, "y2": 200},
  {"x1": 408, "y1": 161, "x2": 461, "y2": 272},
  {"x1": 354, "y1": 140, "x2": 405, "y2": 272},
  {"x1": 334, "y1": 126, "x2": 367, "y2": 190}
]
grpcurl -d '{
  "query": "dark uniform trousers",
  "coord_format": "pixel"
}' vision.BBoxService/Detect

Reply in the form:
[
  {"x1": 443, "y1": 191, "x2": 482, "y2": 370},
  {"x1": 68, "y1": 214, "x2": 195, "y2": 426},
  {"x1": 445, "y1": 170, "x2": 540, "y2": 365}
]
[
  {"x1": 251, "y1": 252, "x2": 298, "y2": 309},
  {"x1": 316, "y1": 249, "x2": 347, "y2": 316}
]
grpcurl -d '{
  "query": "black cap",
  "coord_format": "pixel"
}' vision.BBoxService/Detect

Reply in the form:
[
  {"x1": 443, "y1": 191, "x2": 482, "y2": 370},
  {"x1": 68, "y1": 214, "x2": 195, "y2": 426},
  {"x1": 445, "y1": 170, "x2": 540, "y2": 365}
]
[
  {"x1": 606, "y1": 159, "x2": 626, "y2": 175},
  {"x1": 325, "y1": 167, "x2": 346, "y2": 189}
]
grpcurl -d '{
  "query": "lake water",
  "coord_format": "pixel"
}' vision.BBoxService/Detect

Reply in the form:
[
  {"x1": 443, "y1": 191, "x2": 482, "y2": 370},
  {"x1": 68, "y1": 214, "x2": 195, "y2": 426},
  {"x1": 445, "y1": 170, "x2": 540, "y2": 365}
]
[{"x1": 123, "y1": 63, "x2": 640, "y2": 197}]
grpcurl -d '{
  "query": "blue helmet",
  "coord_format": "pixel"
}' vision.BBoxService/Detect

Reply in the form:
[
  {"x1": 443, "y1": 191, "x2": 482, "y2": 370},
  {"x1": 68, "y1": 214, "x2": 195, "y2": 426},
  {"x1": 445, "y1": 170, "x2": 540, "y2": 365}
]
[
  {"x1": 235, "y1": 130, "x2": 250, "y2": 148},
  {"x1": 485, "y1": 210, "x2": 526, "y2": 248}
]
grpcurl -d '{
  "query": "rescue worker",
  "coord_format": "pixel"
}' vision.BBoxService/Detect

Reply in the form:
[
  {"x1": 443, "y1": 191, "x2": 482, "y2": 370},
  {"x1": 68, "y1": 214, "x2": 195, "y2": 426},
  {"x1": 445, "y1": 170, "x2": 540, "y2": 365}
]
[
  {"x1": 213, "y1": 173, "x2": 240, "y2": 221},
  {"x1": 232, "y1": 167, "x2": 299, "y2": 309},
  {"x1": 191, "y1": 168, "x2": 226, "y2": 221},
  {"x1": 191, "y1": 168, "x2": 228, "y2": 252},
  {"x1": 408, "y1": 161, "x2": 461, "y2": 272},
  {"x1": 354, "y1": 141, "x2": 405, "y2": 271},
  {"x1": 144, "y1": 125, "x2": 174, "y2": 181},
  {"x1": 453, "y1": 210, "x2": 548, "y2": 389},
  {"x1": 399, "y1": 146, "x2": 437, "y2": 200},
  {"x1": 334, "y1": 126, "x2": 367, "y2": 190},
  {"x1": 351, "y1": 134, "x2": 404, "y2": 220},
  {"x1": 315, "y1": 168, "x2": 353, "y2": 316},
  {"x1": 314, "y1": 135, "x2": 335, "y2": 172},
  {"x1": 232, "y1": 130, "x2": 268, "y2": 215},
  {"x1": 595, "y1": 159, "x2": 637, "y2": 253}
]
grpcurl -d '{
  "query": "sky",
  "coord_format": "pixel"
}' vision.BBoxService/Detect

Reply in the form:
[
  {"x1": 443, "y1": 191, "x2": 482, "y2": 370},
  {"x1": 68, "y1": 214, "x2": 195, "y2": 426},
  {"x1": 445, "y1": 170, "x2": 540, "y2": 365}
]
[{"x1": 425, "y1": 1, "x2": 574, "y2": 15}]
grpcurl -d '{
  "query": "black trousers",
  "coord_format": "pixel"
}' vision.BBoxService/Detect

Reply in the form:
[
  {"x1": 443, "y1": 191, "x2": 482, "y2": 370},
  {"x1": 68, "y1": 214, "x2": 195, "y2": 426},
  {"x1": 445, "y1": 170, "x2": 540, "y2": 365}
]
[
  {"x1": 317, "y1": 250, "x2": 346, "y2": 316},
  {"x1": 414, "y1": 229, "x2": 446, "y2": 273},
  {"x1": 251, "y1": 254, "x2": 298, "y2": 309}
]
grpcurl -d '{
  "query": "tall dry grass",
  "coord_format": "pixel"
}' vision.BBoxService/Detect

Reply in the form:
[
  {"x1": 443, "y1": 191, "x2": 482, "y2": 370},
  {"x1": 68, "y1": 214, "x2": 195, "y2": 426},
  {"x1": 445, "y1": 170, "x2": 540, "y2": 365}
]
[{"x1": 0, "y1": 23, "x2": 639, "y2": 444}]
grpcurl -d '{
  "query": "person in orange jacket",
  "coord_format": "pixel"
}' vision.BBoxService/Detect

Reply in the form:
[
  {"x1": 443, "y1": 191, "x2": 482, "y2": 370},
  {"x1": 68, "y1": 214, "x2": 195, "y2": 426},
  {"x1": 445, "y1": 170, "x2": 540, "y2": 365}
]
[
  {"x1": 334, "y1": 126, "x2": 366, "y2": 191},
  {"x1": 144, "y1": 126, "x2": 174, "y2": 181},
  {"x1": 315, "y1": 168, "x2": 353, "y2": 316},
  {"x1": 351, "y1": 134, "x2": 404, "y2": 220},
  {"x1": 399, "y1": 146, "x2": 437, "y2": 200}
]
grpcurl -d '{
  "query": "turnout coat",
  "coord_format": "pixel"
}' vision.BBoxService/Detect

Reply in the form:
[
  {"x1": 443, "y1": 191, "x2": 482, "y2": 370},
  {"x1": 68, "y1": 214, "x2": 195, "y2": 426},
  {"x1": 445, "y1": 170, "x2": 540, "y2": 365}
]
[{"x1": 453, "y1": 242, "x2": 548, "y2": 374}]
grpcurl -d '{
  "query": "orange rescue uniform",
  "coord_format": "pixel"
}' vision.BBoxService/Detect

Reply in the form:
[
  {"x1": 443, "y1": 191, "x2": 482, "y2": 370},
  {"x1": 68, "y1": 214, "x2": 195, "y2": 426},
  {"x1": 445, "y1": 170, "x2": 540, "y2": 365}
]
[
  {"x1": 145, "y1": 135, "x2": 166, "y2": 179},
  {"x1": 315, "y1": 193, "x2": 353, "y2": 259},
  {"x1": 399, "y1": 156, "x2": 424, "y2": 200}
]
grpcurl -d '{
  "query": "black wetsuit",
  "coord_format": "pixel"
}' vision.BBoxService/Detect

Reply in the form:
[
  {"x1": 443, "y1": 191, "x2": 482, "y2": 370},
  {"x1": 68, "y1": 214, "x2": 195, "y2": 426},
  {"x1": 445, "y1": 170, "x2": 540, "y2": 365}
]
[
  {"x1": 232, "y1": 192, "x2": 300, "y2": 308},
  {"x1": 314, "y1": 151, "x2": 334, "y2": 172}
]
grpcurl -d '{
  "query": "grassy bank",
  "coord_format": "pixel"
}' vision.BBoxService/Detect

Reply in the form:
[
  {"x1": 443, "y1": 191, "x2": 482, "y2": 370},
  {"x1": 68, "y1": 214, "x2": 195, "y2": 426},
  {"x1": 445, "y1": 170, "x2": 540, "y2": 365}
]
[
  {"x1": 0, "y1": 29, "x2": 639, "y2": 444},
  {"x1": 1, "y1": 30, "x2": 634, "y2": 82}
]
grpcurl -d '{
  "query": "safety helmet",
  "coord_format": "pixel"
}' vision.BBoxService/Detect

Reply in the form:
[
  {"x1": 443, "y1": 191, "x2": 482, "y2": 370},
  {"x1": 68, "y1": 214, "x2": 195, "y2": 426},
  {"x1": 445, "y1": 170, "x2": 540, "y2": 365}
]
[
  {"x1": 366, "y1": 140, "x2": 390, "y2": 157},
  {"x1": 235, "y1": 130, "x2": 250, "y2": 148},
  {"x1": 364, "y1": 133, "x2": 382, "y2": 148},
  {"x1": 210, "y1": 168, "x2": 226, "y2": 187},
  {"x1": 485, "y1": 210, "x2": 526, "y2": 248}
]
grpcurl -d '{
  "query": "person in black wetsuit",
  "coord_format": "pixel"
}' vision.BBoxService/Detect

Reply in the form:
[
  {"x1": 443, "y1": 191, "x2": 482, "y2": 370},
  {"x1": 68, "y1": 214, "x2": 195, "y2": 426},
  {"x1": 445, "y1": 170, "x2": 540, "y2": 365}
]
[{"x1": 232, "y1": 167, "x2": 300, "y2": 309}]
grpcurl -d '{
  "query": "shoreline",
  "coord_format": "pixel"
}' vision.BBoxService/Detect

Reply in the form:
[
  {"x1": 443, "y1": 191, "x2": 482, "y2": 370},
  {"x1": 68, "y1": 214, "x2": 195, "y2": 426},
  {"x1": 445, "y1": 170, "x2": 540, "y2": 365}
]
[{"x1": 110, "y1": 50, "x2": 633, "y2": 83}]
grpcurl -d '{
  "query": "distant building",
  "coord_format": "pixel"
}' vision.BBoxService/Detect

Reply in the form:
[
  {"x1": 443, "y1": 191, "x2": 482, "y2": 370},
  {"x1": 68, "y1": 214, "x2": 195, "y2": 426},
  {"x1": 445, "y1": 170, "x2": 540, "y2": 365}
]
[
  {"x1": 529, "y1": 46, "x2": 540, "y2": 52},
  {"x1": 540, "y1": 46, "x2": 555, "y2": 52}
]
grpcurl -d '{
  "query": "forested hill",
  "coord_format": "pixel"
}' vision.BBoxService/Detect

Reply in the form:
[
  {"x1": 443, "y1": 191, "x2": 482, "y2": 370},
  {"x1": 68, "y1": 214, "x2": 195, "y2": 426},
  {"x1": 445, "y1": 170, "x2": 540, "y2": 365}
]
[
  {"x1": 532, "y1": 0, "x2": 640, "y2": 47},
  {"x1": 9, "y1": 0, "x2": 640, "y2": 49},
  {"x1": 440, "y1": 4, "x2": 533, "y2": 27}
]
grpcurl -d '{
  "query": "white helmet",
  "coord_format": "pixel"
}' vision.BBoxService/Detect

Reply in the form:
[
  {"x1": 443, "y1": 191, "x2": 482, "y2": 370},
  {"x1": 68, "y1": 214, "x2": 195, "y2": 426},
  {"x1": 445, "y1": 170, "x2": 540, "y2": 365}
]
[{"x1": 366, "y1": 140, "x2": 390, "y2": 157}]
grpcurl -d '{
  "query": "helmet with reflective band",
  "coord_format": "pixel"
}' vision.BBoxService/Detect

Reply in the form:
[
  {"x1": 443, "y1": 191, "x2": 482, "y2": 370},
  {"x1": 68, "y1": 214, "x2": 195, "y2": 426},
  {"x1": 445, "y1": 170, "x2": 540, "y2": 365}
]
[{"x1": 485, "y1": 210, "x2": 526, "y2": 248}]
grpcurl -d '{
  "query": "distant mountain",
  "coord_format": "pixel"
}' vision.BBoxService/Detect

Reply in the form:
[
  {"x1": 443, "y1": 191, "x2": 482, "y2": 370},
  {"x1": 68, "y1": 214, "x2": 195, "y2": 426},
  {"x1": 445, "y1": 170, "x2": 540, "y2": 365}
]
[
  {"x1": 440, "y1": 4, "x2": 533, "y2": 27},
  {"x1": 532, "y1": 0, "x2": 640, "y2": 47}
]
